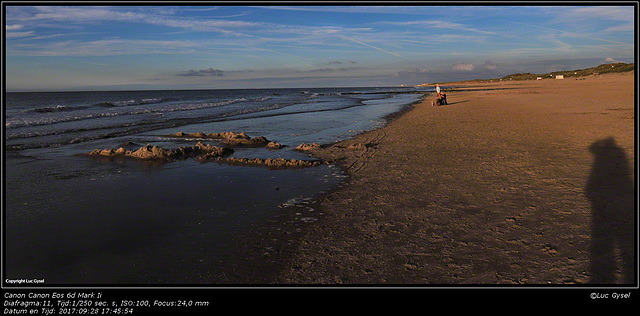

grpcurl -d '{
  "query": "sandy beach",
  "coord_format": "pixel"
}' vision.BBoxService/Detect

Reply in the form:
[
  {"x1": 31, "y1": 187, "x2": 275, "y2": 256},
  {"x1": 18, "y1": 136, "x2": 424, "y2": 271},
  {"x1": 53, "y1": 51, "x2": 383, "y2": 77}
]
[{"x1": 268, "y1": 72, "x2": 635, "y2": 285}]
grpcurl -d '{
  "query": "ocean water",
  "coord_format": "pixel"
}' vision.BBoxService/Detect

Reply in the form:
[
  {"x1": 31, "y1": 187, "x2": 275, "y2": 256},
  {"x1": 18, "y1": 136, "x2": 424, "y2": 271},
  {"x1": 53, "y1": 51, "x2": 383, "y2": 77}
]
[{"x1": 4, "y1": 86, "x2": 428, "y2": 285}]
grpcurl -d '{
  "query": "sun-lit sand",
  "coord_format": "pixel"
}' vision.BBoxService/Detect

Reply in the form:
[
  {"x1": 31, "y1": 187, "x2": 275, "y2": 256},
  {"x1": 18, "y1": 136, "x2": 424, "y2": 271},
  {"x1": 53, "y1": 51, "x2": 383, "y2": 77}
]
[{"x1": 273, "y1": 72, "x2": 635, "y2": 284}]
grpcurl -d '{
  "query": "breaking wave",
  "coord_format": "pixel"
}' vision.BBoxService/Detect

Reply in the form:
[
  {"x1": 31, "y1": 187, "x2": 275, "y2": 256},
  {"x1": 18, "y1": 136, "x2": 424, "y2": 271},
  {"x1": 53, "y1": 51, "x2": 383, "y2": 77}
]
[
  {"x1": 5, "y1": 97, "x2": 253, "y2": 129},
  {"x1": 93, "y1": 97, "x2": 176, "y2": 107}
]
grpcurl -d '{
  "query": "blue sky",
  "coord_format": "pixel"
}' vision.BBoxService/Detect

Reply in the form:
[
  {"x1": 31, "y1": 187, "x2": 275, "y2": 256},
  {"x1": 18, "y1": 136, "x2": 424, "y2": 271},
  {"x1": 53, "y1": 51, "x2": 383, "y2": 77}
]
[{"x1": 4, "y1": 4, "x2": 636, "y2": 91}]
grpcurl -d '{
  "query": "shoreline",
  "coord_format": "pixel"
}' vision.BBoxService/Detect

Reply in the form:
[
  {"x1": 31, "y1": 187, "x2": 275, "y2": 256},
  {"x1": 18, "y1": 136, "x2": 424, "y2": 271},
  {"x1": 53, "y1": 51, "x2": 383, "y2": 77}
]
[
  {"x1": 202, "y1": 93, "x2": 431, "y2": 284},
  {"x1": 273, "y1": 72, "x2": 635, "y2": 285},
  {"x1": 5, "y1": 86, "x2": 427, "y2": 285}
]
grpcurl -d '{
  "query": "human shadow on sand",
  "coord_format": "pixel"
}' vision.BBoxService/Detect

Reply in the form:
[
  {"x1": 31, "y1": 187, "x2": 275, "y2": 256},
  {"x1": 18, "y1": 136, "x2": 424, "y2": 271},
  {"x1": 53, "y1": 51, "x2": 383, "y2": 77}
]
[
  {"x1": 585, "y1": 137, "x2": 635, "y2": 284},
  {"x1": 447, "y1": 100, "x2": 469, "y2": 105}
]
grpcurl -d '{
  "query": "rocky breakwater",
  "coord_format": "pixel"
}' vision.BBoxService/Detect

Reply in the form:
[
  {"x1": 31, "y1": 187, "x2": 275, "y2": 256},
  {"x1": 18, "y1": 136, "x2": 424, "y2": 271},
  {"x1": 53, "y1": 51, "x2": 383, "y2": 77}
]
[
  {"x1": 170, "y1": 132, "x2": 284, "y2": 149},
  {"x1": 83, "y1": 142, "x2": 233, "y2": 162}
]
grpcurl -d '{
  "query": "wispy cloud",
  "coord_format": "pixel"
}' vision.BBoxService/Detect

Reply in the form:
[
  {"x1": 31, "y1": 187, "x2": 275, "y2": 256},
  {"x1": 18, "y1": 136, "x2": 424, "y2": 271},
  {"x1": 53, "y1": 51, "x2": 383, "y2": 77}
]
[
  {"x1": 24, "y1": 6, "x2": 147, "y2": 22},
  {"x1": 6, "y1": 6, "x2": 383, "y2": 53},
  {"x1": 339, "y1": 35, "x2": 402, "y2": 58},
  {"x1": 8, "y1": 39, "x2": 198, "y2": 56},
  {"x1": 6, "y1": 31, "x2": 35, "y2": 38},
  {"x1": 504, "y1": 19, "x2": 634, "y2": 47},
  {"x1": 323, "y1": 60, "x2": 358, "y2": 65},
  {"x1": 177, "y1": 68, "x2": 224, "y2": 77},
  {"x1": 241, "y1": 45, "x2": 312, "y2": 60},
  {"x1": 8, "y1": 6, "x2": 262, "y2": 37},
  {"x1": 5, "y1": 24, "x2": 34, "y2": 38},
  {"x1": 558, "y1": 6, "x2": 634, "y2": 23},
  {"x1": 6, "y1": 24, "x2": 24, "y2": 30},
  {"x1": 602, "y1": 23, "x2": 635, "y2": 33},
  {"x1": 297, "y1": 66, "x2": 362, "y2": 73},
  {"x1": 452, "y1": 63, "x2": 475, "y2": 71},
  {"x1": 482, "y1": 60, "x2": 498, "y2": 70},
  {"x1": 383, "y1": 20, "x2": 497, "y2": 35}
]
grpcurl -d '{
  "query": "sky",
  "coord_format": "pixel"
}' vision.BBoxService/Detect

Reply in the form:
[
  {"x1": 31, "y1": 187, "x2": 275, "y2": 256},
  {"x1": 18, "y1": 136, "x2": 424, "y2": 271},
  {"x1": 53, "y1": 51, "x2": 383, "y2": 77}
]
[{"x1": 4, "y1": 4, "x2": 636, "y2": 91}]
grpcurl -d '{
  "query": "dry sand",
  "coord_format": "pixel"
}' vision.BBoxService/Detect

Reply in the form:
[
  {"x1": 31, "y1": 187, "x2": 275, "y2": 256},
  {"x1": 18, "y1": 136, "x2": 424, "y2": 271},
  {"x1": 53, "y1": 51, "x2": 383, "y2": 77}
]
[
  {"x1": 272, "y1": 72, "x2": 635, "y2": 285},
  {"x1": 211, "y1": 72, "x2": 635, "y2": 286}
]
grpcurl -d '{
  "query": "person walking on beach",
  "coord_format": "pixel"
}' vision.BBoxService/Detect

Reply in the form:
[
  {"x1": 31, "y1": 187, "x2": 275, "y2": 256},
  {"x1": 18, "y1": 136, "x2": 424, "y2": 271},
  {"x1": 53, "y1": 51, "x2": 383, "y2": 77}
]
[{"x1": 436, "y1": 84, "x2": 440, "y2": 94}]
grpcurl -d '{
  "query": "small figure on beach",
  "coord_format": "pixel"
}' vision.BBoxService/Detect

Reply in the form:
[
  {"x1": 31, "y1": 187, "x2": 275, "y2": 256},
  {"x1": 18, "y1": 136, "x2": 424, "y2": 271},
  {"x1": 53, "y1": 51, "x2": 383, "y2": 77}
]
[
  {"x1": 431, "y1": 85, "x2": 447, "y2": 106},
  {"x1": 438, "y1": 91, "x2": 447, "y2": 105}
]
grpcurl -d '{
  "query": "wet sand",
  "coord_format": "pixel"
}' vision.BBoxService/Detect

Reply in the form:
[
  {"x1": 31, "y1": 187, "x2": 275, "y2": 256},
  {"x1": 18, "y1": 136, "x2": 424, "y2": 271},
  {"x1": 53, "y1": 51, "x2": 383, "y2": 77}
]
[{"x1": 274, "y1": 72, "x2": 635, "y2": 285}]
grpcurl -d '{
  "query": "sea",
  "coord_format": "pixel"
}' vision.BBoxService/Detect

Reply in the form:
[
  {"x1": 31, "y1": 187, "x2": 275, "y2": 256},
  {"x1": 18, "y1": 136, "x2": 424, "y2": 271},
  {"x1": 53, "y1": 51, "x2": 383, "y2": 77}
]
[{"x1": 4, "y1": 86, "x2": 429, "y2": 285}]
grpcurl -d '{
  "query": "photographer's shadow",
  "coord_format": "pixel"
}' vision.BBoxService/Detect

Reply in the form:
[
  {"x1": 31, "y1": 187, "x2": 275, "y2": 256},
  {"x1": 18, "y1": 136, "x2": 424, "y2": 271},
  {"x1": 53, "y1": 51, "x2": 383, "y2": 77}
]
[{"x1": 585, "y1": 137, "x2": 635, "y2": 284}]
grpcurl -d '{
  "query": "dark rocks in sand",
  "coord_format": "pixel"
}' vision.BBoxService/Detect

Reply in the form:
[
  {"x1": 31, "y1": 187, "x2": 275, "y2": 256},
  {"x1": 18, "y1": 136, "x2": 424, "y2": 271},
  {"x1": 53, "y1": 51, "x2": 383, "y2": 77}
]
[
  {"x1": 169, "y1": 131, "x2": 283, "y2": 148},
  {"x1": 170, "y1": 131, "x2": 250, "y2": 140},
  {"x1": 226, "y1": 135, "x2": 269, "y2": 147},
  {"x1": 85, "y1": 134, "x2": 323, "y2": 170},
  {"x1": 295, "y1": 143, "x2": 321, "y2": 151},
  {"x1": 128, "y1": 144, "x2": 170, "y2": 160},
  {"x1": 267, "y1": 142, "x2": 285, "y2": 149},
  {"x1": 206, "y1": 131, "x2": 251, "y2": 141},
  {"x1": 209, "y1": 156, "x2": 324, "y2": 169},
  {"x1": 84, "y1": 142, "x2": 321, "y2": 169},
  {"x1": 211, "y1": 131, "x2": 250, "y2": 139},
  {"x1": 86, "y1": 142, "x2": 233, "y2": 161}
]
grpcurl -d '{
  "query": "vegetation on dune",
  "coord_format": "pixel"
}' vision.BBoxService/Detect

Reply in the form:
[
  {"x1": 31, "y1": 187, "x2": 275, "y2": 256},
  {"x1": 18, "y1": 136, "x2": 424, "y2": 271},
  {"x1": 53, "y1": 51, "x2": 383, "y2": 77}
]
[
  {"x1": 450, "y1": 62, "x2": 635, "y2": 84},
  {"x1": 503, "y1": 62, "x2": 634, "y2": 81}
]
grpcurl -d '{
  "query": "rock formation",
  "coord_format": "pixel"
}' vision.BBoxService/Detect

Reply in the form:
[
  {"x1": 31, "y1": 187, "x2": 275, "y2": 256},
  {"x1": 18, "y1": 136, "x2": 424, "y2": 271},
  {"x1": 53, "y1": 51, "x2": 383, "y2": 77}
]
[
  {"x1": 267, "y1": 142, "x2": 285, "y2": 149},
  {"x1": 85, "y1": 142, "x2": 233, "y2": 161},
  {"x1": 168, "y1": 131, "x2": 284, "y2": 148},
  {"x1": 294, "y1": 143, "x2": 321, "y2": 151},
  {"x1": 209, "y1": 156, "x2": 324, "y2": 169},
  {"x1": 83, "y1": 133, "x2": 330, "y2": 170}
]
